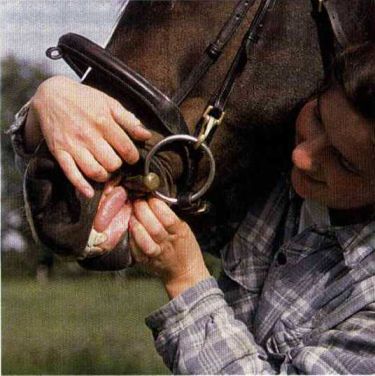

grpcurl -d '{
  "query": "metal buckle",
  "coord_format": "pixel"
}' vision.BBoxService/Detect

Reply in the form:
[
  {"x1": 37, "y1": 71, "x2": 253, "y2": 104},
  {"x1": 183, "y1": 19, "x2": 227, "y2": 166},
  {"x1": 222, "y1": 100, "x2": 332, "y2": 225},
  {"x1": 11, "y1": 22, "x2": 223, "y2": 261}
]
[
  {"x1": 144, "y1": 134, "x2": 216, "y2": 205},
  {"x1": 195, "y1": 106, "x2": 225, "y2": 148}
]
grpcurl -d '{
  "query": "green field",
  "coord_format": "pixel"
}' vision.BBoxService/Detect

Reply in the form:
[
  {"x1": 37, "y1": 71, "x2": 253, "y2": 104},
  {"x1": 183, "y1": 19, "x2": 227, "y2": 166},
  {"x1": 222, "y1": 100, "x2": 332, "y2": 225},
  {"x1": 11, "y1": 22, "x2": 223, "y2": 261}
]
[{"x1": 2, "y1": 277, "x2": 170, "y2": 375}]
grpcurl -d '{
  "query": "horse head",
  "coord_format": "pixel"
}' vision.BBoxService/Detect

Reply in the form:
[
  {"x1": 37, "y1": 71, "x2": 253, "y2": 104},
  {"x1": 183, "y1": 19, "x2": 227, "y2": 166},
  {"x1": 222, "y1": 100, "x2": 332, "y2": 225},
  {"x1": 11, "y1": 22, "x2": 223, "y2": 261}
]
[{"x1": 23, "y1": 0, "x2": 373, "y2": 271}]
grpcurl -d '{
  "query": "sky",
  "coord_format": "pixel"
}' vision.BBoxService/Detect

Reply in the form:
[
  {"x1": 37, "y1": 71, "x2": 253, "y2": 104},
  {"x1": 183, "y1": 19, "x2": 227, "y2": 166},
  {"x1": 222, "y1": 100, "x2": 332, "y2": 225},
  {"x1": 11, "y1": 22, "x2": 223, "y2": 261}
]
[{"x1": 1, "y1": 0, "x2": 126, "y2": 76}]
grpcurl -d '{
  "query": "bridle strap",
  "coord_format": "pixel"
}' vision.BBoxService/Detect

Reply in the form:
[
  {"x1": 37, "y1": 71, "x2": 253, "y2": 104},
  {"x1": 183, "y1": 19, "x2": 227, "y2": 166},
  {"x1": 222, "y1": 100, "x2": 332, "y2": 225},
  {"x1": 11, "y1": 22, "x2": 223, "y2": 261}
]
[
  {"x1": 212, "y1": 0, "x2": 277, "y2": 113},
  {"x1": 310, "y1": 0, "x2": 349, "y2": 77},
  {"x1": 172, "y1": 0, "x2": 256, "y2": 106},
  {"x1": 311, "y1": 0, "x2": 336, "y2": 77},
  {"x1": 194, "y1": 0, "x2": 277, "y2": 145},
  {"x1": 323, "y1": 1, "x2": 349, "y2": 48},
  {"x1": 178, "y1": 0, "x2": 277, "y2": 206}
]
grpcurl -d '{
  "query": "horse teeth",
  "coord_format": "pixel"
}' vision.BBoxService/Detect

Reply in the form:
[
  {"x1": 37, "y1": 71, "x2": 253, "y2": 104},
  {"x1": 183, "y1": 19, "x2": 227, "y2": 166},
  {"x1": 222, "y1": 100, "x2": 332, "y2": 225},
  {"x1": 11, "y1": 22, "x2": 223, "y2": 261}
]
[
  {"x1": 87, "y1": 229, "x2": 107, "y2": 247},
  {"x1": 83, "y1": 245, "x2": 105, "y2": 258},
  {"x1": 94, "y1": 232, "x2": 108, "y2": 245}
]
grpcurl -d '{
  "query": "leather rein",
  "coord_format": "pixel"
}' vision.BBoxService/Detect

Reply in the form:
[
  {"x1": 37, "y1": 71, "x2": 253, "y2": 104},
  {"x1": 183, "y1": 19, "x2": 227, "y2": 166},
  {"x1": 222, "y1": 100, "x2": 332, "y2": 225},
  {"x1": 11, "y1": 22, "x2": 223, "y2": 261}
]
[{"x1": 46, "y1": 0, "x2": 346, "y2": 211}]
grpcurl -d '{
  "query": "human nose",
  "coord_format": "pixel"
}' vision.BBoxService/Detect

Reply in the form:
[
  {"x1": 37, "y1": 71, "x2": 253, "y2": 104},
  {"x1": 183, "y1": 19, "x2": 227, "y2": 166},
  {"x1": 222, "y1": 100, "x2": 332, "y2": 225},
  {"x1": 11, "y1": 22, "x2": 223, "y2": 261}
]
[{"x1": 292, "y1": 134, "x2": 329, "y2": 173}]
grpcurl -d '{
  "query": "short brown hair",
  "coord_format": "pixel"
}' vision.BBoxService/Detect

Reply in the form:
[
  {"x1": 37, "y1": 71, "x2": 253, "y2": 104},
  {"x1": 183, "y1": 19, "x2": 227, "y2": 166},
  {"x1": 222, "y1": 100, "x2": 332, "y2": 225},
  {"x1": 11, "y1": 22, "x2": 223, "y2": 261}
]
[{"x1": 334, "y1": 41, "x2": 375, "y2": 120}]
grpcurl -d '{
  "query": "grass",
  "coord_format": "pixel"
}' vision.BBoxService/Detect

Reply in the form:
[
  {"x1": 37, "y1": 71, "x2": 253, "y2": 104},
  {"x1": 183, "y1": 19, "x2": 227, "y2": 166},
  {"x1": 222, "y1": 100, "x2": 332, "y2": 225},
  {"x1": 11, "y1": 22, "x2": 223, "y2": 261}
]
[{"x1": 2, "y1": 276, "x2": 170, "y2": 375}]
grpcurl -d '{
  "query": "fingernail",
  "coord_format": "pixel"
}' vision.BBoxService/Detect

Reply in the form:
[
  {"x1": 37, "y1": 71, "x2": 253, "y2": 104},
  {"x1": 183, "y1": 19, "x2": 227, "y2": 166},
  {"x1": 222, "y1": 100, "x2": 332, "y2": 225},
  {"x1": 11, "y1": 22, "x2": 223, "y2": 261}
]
[{"x1": 84, "y1": 187, "x2": 94, "y2": 198}]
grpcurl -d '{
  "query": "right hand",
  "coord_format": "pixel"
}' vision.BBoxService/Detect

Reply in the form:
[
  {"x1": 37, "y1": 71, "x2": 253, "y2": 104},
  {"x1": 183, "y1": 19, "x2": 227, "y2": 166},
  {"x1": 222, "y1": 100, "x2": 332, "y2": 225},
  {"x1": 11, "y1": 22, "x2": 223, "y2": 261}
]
[
  {"x1": 26, "y1": 75, "x2": 152, "y2": 198},
  {"x1": 129, "y1": 198, "x2": 210, "y2": 299}
]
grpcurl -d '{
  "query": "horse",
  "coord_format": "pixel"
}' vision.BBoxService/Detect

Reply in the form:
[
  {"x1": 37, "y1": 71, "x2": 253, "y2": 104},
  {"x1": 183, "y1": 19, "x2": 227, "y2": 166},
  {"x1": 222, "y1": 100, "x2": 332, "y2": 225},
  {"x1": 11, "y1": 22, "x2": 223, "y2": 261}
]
[{"x1": 23, "y1": 0, "x2": 373, "y2": 271}]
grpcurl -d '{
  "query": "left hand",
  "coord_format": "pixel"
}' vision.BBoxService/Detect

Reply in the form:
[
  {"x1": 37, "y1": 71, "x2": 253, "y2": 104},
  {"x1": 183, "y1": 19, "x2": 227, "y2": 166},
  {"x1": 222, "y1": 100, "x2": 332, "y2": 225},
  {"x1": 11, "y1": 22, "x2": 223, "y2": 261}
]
[{"x1": 129, "y1": 198, "x2": 210, "y2": 299}]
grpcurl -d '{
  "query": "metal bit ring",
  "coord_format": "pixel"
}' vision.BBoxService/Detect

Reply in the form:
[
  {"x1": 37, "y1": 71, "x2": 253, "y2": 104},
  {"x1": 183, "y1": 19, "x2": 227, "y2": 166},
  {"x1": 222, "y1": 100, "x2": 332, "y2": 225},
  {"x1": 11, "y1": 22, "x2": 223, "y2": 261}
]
[{"x1": 144, "y1": 134, "x2": 216, "y2": 205}]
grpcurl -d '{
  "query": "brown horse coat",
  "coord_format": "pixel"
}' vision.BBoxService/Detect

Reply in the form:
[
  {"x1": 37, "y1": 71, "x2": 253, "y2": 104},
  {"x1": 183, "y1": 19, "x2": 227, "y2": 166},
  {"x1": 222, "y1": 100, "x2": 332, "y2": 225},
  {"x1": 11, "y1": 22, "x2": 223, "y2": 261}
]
[{"x1": 22, "y1": 0, "x2": 373, "y2": 269}]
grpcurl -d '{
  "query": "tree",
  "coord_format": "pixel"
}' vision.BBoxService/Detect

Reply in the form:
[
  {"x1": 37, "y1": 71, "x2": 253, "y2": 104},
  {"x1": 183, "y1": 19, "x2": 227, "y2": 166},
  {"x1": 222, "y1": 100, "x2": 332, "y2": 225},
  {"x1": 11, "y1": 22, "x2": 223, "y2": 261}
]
[{"x1": 1, "y1": 56, "x2": 50, "y2": 277}]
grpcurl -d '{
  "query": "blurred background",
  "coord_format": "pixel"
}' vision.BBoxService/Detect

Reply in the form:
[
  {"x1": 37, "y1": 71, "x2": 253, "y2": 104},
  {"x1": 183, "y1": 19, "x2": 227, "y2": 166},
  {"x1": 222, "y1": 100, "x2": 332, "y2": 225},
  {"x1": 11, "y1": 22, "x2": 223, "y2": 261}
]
[{"x1": 1, "y1": 1, "x2": 221, "y2": 374}]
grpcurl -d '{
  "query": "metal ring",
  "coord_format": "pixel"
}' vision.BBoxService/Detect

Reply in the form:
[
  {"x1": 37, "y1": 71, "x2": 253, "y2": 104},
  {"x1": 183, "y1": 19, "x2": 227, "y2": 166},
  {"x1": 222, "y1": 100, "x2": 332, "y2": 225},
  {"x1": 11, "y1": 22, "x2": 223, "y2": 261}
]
[
  {"x1": 46, "y1": 47, "x2": 63, "y2": 60},
  {"x1": 144, "y1": 134, "x2": 216, "y2": 205}
]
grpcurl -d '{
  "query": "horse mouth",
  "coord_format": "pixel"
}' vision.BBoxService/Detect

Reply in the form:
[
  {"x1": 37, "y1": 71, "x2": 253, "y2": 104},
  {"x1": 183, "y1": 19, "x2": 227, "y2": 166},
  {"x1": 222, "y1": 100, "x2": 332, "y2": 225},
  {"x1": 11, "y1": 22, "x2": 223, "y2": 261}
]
[{"x1": 89, "y1": 179, "x2": 133, "y2": 254}]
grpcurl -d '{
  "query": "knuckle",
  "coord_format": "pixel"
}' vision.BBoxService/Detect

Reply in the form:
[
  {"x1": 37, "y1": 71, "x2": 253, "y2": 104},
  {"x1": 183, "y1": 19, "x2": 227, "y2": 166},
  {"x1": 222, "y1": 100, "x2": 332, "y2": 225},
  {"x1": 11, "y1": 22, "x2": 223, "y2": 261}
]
[
  {"x1": 106, "y1": 157, "x2": 122, "y2": 172},
  {"x1": 132, "y1": 221, "x2": 142, "y2": 232},
  {"x1": 87, "y1": 167, "x2": 107, "y2": 180},
  {"x1": 120, "y1": 144, "x2": 138, "y2": 164},
  {"x1": 36, "y1": 76, "x2": 68, "y2": 98},
  {"x1": 76, "y1": 128, "x2": 90, "y2": 142},
  {"x1": 96, "y1": 114, "x2": 110, "y2": 128},
  {"x1": 54, "y1": 148, "x2": 70, "y2": 164},
  {"x1": 146, "y1": 246, "x2": 160, "y2": 257},
  {"x1": 150, "y1": 226, "x2": 165, "y2": 240},
  {"x1": 177, "y1": 221, "x2": 190, "y2": 236},
  {"x1": 112, "y1": 99, "x2": 124, "y2": 114},
  {"x1": 133, "y1": 200, "x2": 144, "y2": 212}
]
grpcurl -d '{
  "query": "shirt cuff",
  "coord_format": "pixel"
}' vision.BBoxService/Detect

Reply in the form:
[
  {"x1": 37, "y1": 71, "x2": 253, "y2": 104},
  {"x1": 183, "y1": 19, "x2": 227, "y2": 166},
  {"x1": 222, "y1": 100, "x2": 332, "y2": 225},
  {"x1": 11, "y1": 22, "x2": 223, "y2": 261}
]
[
  {"x1": 145, "y1": 277, "x2": 226, "y2": 335},
  {"x1": 6, "y1": 101, "x2": 41, "y2": 161}
]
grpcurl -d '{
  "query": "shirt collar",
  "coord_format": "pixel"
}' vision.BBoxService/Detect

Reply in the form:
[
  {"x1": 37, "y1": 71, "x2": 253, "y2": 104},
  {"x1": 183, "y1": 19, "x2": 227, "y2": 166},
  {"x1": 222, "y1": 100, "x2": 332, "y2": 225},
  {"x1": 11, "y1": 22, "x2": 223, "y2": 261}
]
[
  {"x1": 334, "y1": 221, "x2": 375, "y2": 268},
  {"x1": 294, "y1": 192, "x2": 375, "y2": 268}
]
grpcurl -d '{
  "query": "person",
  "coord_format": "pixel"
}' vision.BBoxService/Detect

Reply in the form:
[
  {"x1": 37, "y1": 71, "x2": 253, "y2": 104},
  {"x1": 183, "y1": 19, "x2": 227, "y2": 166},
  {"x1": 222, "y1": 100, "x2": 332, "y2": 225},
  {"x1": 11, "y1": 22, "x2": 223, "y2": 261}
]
[
  {"x1": 125, "y1": 41, "x2": 375, "y2": 373},
  {"x1": 7, "y1": 2, "x2": 374, "y2": 374}
]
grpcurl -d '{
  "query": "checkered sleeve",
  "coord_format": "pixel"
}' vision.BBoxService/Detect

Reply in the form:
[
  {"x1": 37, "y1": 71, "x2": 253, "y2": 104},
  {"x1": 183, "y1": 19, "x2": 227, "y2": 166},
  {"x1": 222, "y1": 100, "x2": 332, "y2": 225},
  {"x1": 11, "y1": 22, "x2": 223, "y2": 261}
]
[
  {"x1": 5, "y1": 101, "x2": 41, "y2": 174},
  {"x1": 146, "y1": 277, "x2": 276, "y2": 374},
  {"x1": 146, "y1": 278, "x2": 375, "y2": 374}
]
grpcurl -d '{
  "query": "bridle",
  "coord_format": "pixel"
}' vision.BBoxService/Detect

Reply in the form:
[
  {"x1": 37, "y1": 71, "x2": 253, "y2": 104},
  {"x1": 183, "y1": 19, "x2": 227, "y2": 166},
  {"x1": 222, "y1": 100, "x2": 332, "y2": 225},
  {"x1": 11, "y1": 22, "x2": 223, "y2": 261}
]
[{"x1": 46, "y1": 0, "x2": 349, "y2": 211}]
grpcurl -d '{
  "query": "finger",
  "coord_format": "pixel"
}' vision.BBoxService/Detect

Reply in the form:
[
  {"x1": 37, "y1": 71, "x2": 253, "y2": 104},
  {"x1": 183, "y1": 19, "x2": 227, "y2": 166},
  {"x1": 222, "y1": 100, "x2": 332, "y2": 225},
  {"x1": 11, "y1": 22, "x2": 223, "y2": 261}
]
[
  {"x1": 73, "y1": 148, "x2": 109, "y2": 182},
  {"x1": 148, "y1": 198, "x2": 181, "y2": 234},
  {"x1": 87, "y1": 138, "x2": 123, "y2": 173},
  {"x1": 129, "y1": 216, "x2": 161, "y2": 257},
  {"x1": 103, "y1": 120, "x2": 141, "y2": 165},
  {"x1": 133, "y1": 200, "x2": 169, "y2": 243},
  {"x1": 103, "y1": 174, "x2": 122, "y2": 195},
  {"x1": 129, "y1": 237, "x2": 149, "y2": 264},
  {"x1": 110, "y1": 99, "x2": 152, "y2": 140},
  {"x1": 54, "y1": 149, "x2": 94, "y2": 198}
]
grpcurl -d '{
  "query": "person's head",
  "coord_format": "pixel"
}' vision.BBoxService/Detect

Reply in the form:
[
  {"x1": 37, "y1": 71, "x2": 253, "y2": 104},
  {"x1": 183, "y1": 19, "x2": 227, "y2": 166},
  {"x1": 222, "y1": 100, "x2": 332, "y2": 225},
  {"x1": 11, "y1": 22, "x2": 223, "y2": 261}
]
[{"x1": 291, "y1": 41, "x2": 375, "y2": 210}]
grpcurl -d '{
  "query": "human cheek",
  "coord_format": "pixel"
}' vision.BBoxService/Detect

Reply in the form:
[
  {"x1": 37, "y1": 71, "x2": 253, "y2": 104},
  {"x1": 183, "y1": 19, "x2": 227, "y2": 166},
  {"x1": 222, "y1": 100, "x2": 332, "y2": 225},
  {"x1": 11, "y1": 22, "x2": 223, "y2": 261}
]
[
  {"x1": 291, "y1": 166, "x2": 327, "y2": 201},
  {"x1": 323, "y1": 161, "x2": 372, "y2": 208}
]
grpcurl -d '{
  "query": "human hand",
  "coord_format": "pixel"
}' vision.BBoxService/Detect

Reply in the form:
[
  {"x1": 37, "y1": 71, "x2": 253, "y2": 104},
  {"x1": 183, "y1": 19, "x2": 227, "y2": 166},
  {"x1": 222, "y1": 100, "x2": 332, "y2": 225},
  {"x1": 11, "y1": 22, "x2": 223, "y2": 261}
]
[
  {"x1": 26, "y1": 75, "x2": 152, "y2": 198},
  {"x1": 129, "y1": 198, "x2": 210, "y2": 299}
]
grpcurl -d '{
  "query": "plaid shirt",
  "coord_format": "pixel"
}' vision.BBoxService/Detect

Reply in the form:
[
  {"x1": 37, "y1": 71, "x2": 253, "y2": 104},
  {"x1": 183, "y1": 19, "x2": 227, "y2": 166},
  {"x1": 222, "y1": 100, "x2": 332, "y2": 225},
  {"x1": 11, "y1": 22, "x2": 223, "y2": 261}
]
[{"x1": 146, "y1": 178, "x2": 375, "y2": 374}]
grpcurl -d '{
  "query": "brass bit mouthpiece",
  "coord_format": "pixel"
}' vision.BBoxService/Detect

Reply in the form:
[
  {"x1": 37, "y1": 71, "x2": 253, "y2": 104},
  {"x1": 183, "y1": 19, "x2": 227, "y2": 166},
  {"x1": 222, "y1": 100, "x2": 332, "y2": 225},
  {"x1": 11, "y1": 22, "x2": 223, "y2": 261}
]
[
  {"x1": 143, "y1": 172, "x2": 160, "y2": 191},
  {"x1": 123, "y1": 172, "x2": 161, "y2": 193}
]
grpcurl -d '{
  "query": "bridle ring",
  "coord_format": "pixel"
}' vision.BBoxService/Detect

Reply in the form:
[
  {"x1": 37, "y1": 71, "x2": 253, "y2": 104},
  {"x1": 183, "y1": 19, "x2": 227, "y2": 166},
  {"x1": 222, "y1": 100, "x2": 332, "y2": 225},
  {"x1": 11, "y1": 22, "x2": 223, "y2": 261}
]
[{"x1": 144, "y1": 134, "x2": 216, "y2": 205}]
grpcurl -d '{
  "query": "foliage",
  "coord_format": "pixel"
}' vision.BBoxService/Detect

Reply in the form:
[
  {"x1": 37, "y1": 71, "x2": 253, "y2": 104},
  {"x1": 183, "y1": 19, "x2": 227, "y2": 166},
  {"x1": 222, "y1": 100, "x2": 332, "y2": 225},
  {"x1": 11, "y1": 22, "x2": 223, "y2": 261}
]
[
  {"x1": 1, "y1": 56, "x2": 50, "y2": 195},
  {"x1": 1, "y1": 56, "x2": 51, "y2": 276}
]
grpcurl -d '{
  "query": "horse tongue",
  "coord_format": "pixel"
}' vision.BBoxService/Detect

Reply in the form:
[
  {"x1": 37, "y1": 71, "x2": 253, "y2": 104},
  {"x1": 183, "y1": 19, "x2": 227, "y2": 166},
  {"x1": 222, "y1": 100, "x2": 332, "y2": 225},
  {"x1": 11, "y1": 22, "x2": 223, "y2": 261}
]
[
  {"x1": 91, "y1": 184, "x2": 132, "y2": 251},
  {"x1": 94, "y1": 186, "x2": 128, "y2": 232},
  {"x1": 99, "y1": 203, "x2": 132, "y2": 250}
]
